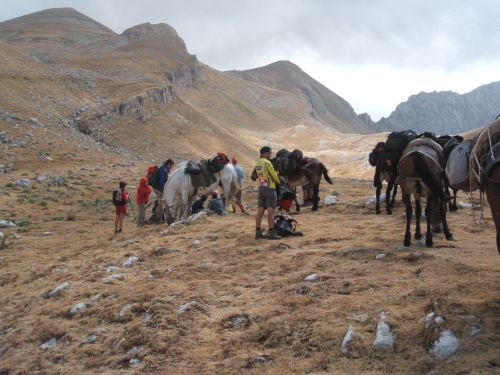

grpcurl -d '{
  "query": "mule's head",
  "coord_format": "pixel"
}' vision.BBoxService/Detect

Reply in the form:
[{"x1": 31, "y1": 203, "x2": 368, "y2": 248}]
[{"x1": 369, "y1": 142, "x2": 385, "y2": 167}]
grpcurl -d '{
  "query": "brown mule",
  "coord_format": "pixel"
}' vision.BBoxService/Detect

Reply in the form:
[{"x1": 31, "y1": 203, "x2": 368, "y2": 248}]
[
  {"x1": 398, "y1": 138, "x2": 453, "y2": 247},
  {"x1": 273, "y1": 156, "x2": 333, "y2": 211}
]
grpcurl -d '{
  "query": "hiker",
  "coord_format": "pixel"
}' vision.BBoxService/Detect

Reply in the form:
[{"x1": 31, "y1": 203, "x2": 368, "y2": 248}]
[
  {"x1": 192, "y1": 194, "x2": 208, "y2": 215},
  {"x1": 253, "y1": 146, "x2": 281, "y2": 239},
  {"x1": 136, "y1": 177, "x2": 152, "y2": 226},
  {"x1": 207, "y1": 192, "x2": 227, "y2": 215},
  {"x1": 231, "y1": 157, "x2": 246, "y2": 213},
  {"x1": 149, "y1": 159, "x2": 174, "y2": 222},
  {"x1": 113, "y1": 181, "x2": 129, "y2": 234}
]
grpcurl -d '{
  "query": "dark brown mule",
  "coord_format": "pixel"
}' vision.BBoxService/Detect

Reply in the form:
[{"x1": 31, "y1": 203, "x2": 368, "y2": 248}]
[
  {"x1": 369, "y1": 141, "x2": 398, "y2": 215},
  {"x1": 398, "y1": 138, "x2": 453, "y2": 247},
  {"x1": 470, "y1": 116, "x2": 500, "y2": 253},
  {"x1": 273, "y1": 156, "x2": 333, "y2": 211}
]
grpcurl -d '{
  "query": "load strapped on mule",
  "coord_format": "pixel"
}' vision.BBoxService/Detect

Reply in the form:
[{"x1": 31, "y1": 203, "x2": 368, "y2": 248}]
[
  {"x1": 184, "y1": 152, "x2": 230, "y2": 189},
  {"x1": 275, "y1": 149, "x2": 304, "y2": 175}
]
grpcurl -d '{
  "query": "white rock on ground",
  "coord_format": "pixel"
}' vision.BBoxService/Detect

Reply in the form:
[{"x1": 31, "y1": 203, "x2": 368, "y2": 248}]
[
  {"x1": 373, "y1": 312, "x2": 395, "y2": 348},
  {"x1": 70, "y1": 302, "x2": 87, "y2": 315},
  {"x1": 304, "y1": 273, "x2": 319, "y2": 282},
  {"x1": 0, "y1": 220, "x2": 16, "y2": 228},
  {"x1": 340, "y1": 324, "x2": 355, "y2": 354},
  {"x1": 375, "y1": 253, "x2": 386, "y2": 260},
  {"x1": 40, "y1": 337, "x2": 57, "y2": 349},
  {"x1": 106, "y1": 266, "x2": 119, "y2": 273},
  {"x1": 192, "y1": 240, "x2": 201, "y2": 248},
  {"x1": 129, "y1": 358, "x2": 141, "y2": 366},
  {"x1": 16, "y1": 178, "x2": 30, "y2": 187},
  {"x1": 187, "y1": 211, "x2": 207, "y2": 223},
  {"x1": 123, "y1": 256, "x2": 139, "y2": 267},
  {"x1": 430, "y1": 329, "x2": 460, "y2": 359},
  {"x1": 324, "y1": 195, "x2": 337, "y2": 205},
  {"x1": 119, "y1": 304, "x2": 133, "y2": 319},
  {"x1": 90, "y1": 293, "x2": 102, "y2": 302},
  {"x1": 349, "y1": 313, "x2": 370, "y2": 323},
  {"x1": 13, "y1": 233, "x2": 21, "y2": 239},
  {"x1": 424, "y1": 312, "x2": 436, "y2": 328},
  {"x1": 83, "y1": 334, "x2": 97, "y2": 344},
  {"x1": 103, "y1": 274, "x2": 125, "y2": 284},
  {"x1": 47, "y1": 282, "x2": 69, "y2": 297},
  {"x1": 178, "y1": 301, "x2": 198, "y2": 314},
  {"x1": 469, "y1": 324, "x2": 482, "y2": 337},
  {"x1": 170, "y1": 220, "x2": 185, "y2": 228},
  {"x1": 457, "y1": 201, "x2": 472, "y2": 209}
]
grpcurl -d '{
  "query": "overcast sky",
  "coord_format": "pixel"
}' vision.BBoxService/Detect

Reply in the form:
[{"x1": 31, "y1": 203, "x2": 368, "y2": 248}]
[{"x1": 2, "y1": 0, "x2": 499, "y2": 120}]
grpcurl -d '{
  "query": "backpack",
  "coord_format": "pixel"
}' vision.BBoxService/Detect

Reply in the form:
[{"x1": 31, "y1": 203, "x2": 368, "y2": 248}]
[
  {"x1": 208, "y1": 152, "x2": 229, "y2": 173},
  {"x1": 274, "y1": 214, "x2": 303, "y2": 237},
  {"x1": 112, "y1": 189, "x2": 127, "y2": 206},
  {"x1": 148, "y1": 166, "x2": 161, "y2": 190}
]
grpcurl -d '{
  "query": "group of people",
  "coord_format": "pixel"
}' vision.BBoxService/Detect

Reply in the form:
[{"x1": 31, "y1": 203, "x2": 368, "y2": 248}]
[{"x1": 112, "y1": 157, "x2": 249, "y2": 234}]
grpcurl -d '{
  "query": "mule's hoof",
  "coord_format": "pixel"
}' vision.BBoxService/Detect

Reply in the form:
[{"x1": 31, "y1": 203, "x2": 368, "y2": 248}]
[
  {"x1": 386, "y1": 210, "x2": 392, "y2": 215},
  {"x1": 376, "y1": 210, "x2": 381, "y2": 215},
  {"x1": 426, "y1": 241, "x2": 433, "y2": 247},
  {"x1": 446, "y1": 233, "x2": 454, "y2": 241},
  {"x1": 403, "y1": 239, "x2": 411, "y2": 247},
  {"x1": 414, "y1": 233, "x2": 422, "y2": 240}
]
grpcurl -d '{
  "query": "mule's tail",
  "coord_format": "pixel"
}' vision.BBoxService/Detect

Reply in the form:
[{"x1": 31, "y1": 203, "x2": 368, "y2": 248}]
[
  {"x1": 413, "y1": 152, "x2": 445, "y2": 200},
  {"x1": 320, "y1": 163, "x2": 333, "y2": 184}
]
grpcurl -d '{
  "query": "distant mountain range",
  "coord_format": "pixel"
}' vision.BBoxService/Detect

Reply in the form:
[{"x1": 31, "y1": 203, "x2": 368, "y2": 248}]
[
  {"x1": 0, "y1": 7, "x2": 498, "y2": 164},
  {"x1": 361, "y1": 82, "x2": 500, "y2": 134}
]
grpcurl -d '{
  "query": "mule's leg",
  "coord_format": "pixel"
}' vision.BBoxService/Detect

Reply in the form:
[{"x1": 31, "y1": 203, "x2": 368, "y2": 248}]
[
  {"x1": 425, "y1": 196, "x2": 433, "y2": 247},
  {"x1": 385, "y1": 182, "x2": 394, "y2": 215},
  {"x1": 312, "y1": 184, "x2": 320, "y2": 211},
  {"x1": 295, "y1": 197, "x2": 301, "y2": 212},
  {"x1": 391, "y1": 184, "x2": 398, "y2": 209},
  {"x1": 375, "y1": 181, "x2": 382, "y2": 215},
  {"x1": 439, "y1": 199, "x2": 453, "y2": 241},
  {"x1": 403, "y1": 193, "x2": 412, "y2": 247},
  {"x1": 451, "y1": 189, "x2": 458, "y2": 212},
  {"x1": 414, "y1": 198, "x2": 422, "y2": 240}
]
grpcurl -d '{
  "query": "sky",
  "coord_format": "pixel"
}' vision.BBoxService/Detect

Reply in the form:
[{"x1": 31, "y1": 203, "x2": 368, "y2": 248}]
[{"x1": 2, "y1": 0, "x2": 500, "y2": 121}]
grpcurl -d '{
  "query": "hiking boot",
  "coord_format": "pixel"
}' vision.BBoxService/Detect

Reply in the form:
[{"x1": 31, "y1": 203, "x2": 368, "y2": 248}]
[
  {"x1": 266, "y1": 229, "x2": 282, "y2": 240},
  {"x1": 255, "y1": 229, "x2": 264, "y2": 240}
]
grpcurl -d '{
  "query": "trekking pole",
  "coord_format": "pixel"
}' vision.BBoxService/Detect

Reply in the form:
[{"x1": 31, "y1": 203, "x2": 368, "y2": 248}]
[{"x1": 129, "y1": 200, "x2": 137, "y2": 223}]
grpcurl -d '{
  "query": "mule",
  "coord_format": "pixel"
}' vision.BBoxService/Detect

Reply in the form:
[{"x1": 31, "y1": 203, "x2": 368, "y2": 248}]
[
  {"x1": 369, "y1": 141, "x2": 398, "y2": 215},
  {"x1": 470, "y1": 116, "x2": 500, "y2": 253},
  {"x1": 398, "y1": 138, "x2": 453, "y2": 247},
  {"x1": 272, "y1": 152, "x2": 332, "y2": 211},
  {"x1": 163, "y1": 162, "x2": 238, "y2": 222}
]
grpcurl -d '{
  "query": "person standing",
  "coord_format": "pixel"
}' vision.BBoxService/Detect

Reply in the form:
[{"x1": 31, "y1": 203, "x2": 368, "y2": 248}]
[
  {"x1": 113, "y1": 181, "x2": 129, "y2": 234},
  {"x1": 136, "y1": 177, "x2": 152, "y2": 226},
  {"x1": 252, "y1": 146, "x2": 281, "y2": 239},
  {"x1": 231, "y1": 157, "x2": 246, "y2": 213},
  {"x1": 152, "y1": 159, "x2": 174, "y2": 222}
]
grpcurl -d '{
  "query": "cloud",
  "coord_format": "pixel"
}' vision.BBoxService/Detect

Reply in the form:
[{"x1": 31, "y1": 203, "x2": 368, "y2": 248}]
[{"x1": 1, "y1": 0, "x2": 500, "y2": 119}]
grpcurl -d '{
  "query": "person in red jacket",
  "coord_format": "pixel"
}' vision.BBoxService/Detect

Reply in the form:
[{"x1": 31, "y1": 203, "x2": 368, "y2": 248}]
[
  {"x1": 114, "y1": 181, "x2": 129, "y2": 234},
  {"x1": 136, "y1": 177, "x2": 153, "y2": 226}
]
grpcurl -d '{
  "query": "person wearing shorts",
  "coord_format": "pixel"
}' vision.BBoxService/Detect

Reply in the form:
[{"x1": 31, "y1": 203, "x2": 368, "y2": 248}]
[{"x1": 252, "y1": 146, "x2": 281, "y2": 240}]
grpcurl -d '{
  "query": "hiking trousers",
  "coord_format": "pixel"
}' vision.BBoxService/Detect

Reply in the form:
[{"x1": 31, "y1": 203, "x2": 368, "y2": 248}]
[
  {"x1": 153, "y1": 189, "x2": 164, "y2": 222},
  {"x1": 137, "y1": 204, "x2": 147, "y2": 225}
]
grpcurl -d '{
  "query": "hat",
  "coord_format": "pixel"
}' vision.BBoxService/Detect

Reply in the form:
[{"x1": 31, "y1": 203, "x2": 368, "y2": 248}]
[{"x1": 260, "y1": 146, "x2": 272, "y2": 154}]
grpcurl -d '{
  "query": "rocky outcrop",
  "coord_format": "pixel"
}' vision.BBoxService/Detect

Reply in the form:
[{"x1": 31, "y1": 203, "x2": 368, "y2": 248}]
[
  {"x1": 78, "y1": 86, "x2": 175, "y2": 137},
  {"x1": 373, "y1": 82, "x2": 500, "y2": 134}
]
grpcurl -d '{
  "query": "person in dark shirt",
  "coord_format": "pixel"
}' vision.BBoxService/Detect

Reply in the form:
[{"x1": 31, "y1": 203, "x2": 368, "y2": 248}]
[
  {"x1": 191, "y1": 194, "x2": 208, "y2": 215},
  {"x1": 207, "y1": 192, "x2": 227, "y2": 215}
]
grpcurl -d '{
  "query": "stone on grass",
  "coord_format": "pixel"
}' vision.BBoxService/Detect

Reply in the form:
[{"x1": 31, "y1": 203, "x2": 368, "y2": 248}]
[
  {"x1": 47, "y1": 282, "x2": 69, "y2": 297},
  {"x1": 192, "y1": 240, "x2": 201, "y2": 248},
  {"x1": 304, "y1": 273, "x2": 319, "y2": 282},
  {"x1": 375, "y1": 253, "x2": 386, "y2": 260},
  {"x1": 49, "y1": 176, "x2": 66, "y2": 187},
  {"x1": 324, "y1": 195, "x2": 337, "y2": 205},
  {"x1": 0, "y1": 220, "x2": 16, "y2": 228},
  {"x1": 430, "y1": 329, "x2": 460, "y2": 359},
  {"x1": 83, "y1": 334, "x2": 97, "y2": 344},
  {"x1": 41, "y1": 231, "x2": 52, "y2": 236},
  {"x1": 373, "y1": 312, "x2": 395, "y2": 349},
  {"x1": 90, "y1": 293, "x2": 102, "y2": 302},
  {"x1": 340, "y1": 325, "x2": 355, "y2": 354},
  {"x1": 123, "y1": 256, "x2": 139, "y2": 267},
  {"x1": 13, "y1": 233, "x2": 21, "y2": 240},
  {"x1": 16, "y1": 179, "x2": 30, "y2": 187},
  {"x1": 143, "y1": 309, "x2": 154, "y2": 322},
  {"x1": 244, "y1": 355, "x2": 272, "y2": 368},
  {"x1": 70, "y1": 302, "x2": 87, "y2": 316},
  {"x1": 170, "y1": 220, "x2": 185, "y2": 228},
  {"x1": 457, "y1": 201, "x2": 472, "y2": 209},
  {"x1": 469, "y1": 324, "x2": 482, "y2": 337},
  {"x1": 40, "y1": 337, "x2": 57, "y2": 349},
  {"x1": 434, "y1": 316, "x2": 445, "y2": 325},
  {"x1": 106, "y1": 266, "x2": 119, "y2": 273},
  {"x1": 103, "y1": 274, "x2": 125, "y2": 284},
  {"x1": 178, "y1": 301, "x2": 198, "y2": 314},
  {"x1": 187, "y1": 211, "x2": 207, "y2": 223},
  {"x1": 129, "y1": 358, "x2": 141, "y2": 366},
  {"x1": 119, "y1": 304, "x2": 133, "y2": 319}
]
